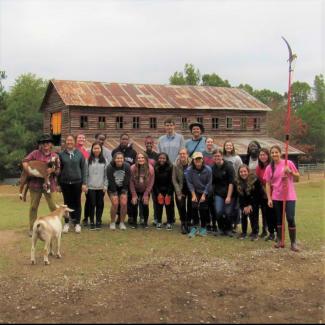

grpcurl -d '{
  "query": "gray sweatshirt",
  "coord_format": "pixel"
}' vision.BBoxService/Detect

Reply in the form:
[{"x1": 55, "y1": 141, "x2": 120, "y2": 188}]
[{"x1": 85, "y1": 159, "x2": 108, "y2": 190}]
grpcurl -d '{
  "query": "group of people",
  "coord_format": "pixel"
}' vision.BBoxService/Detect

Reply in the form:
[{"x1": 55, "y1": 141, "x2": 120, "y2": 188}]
[{"x1": 22, "y1": 118, "x2": 300, "y2": 252}]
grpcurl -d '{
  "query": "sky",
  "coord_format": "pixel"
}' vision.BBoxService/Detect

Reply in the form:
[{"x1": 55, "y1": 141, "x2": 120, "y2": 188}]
[{"x1": 0, "y1": 0, "x2": 324, "y2": 93}]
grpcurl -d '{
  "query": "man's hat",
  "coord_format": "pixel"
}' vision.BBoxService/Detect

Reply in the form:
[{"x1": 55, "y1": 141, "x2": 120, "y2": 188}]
[
  {"x1": 192, "y1": 152, "x2": 204, "y2": 159},
  {"x1": 189, "y1": 122, "x2": 205, "y2": 133},
  {"x1": 37, "y1": 134, "x2": 53, "y2": 144}
]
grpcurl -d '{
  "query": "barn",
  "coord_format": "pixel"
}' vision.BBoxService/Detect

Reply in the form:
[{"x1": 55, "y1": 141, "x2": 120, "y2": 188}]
[{"x1": 40, "y1": 79, "x2": 303, "y2": 160}]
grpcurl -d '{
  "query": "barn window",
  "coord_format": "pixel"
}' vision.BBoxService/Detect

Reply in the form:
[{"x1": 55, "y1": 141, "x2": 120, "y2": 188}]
[
  {"x1": 80, "y1": 116, "x2": 88, "y2": 128},
  {"x1": 197, "y1": 117, "x2": 203, "y2": 124},
  {"x1": 116, "y1": 116, "x2": 123, "y2": 129},
  {"x1": 253, "y1": 117, "x2": 261, "y2": 129},
  {"x1": 226, "y1": 117, "x2": 233, "y2": 129},
  {"x1": 212, "y1": 118, "x2": 219, "y2": 129},
  {"x1": 150, "y1": 117, "x2": 157, "y2": 129},
  {"x1": 181, "y1": 117, "x2": 188, "y2": 129},
  {"x1": 241, "y1": 117, "x2": 247, "y2": 130},
  {"x1": 133, "y1": 117, "x2": 140, "y2": 129},
  {"x1": 98, "y1": 116, "x2": 106, "y2": 129}
]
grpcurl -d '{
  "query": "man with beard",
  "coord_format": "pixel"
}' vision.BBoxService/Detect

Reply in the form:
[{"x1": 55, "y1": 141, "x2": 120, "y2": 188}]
[{"x1": 244, "y1": 140, "x2": 261, "y2": 174}]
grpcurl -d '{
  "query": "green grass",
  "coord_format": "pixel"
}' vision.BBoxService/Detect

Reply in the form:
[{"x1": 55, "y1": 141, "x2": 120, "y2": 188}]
[{"x1": 1, "y1": 180, "x2": 324, "y2": 269}]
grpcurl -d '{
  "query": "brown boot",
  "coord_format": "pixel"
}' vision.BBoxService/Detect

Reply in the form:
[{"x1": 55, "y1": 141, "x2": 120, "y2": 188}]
[
  {"x1": 289, "y1": 227, "x2": 299, "y2": 252},
  {"x1": 274, "y1": 225, "x2": 284, "y2": 248}
]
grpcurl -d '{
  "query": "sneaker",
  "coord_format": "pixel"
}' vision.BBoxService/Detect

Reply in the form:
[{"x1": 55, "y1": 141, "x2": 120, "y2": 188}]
[
  {"x1": 181, "y1": 224, "x2": 187, "y2": 235},
  {"x1": 63, "y1": 223, "x2": 69, "y2": 233},
  {"x1": 188, "y1": 227, "x2": 198, "y2": 238},
  {"x1": 198, "y1": 227, "x2": 207, "y2": 237},
  {"x1": 265, "y1": 233, "x2": 275, "y2": 241},
  {"x1": 156, "y1": 223, "x2": 162, "y2": 229},
  {"x1": 119, "y1": 222, "x2": 127, "y2": 230},
  {"x1": 224, "y1": 230, "x2": 234, "y2": 238},
  {"x1": 152, "y1": 219, "x2": 157, "y2": 226},
  {"x1": 166, "y1": 223, "x2": 173, "y2": 231},
  {"x1": 75, "y1": 224, "x2": 81, "y2": 233},
  {"x1": 259, "y1": 231, "x2": 268, "y2": 238},
  {"x1": 82, "y1": 219, "x2": 88, "y2": 227},
  {"x1": 142, "y1": 223, "x2": 149, "y2": 229},
  {"x1": 250, "y1": 234, "x2": 258, "y2": 241},
  {"x1": 238, "y1": 233, "x2": 247, "y2": 240},
  {"x1": 95, "y1": 223, "x2": 102, "y2": 230},
  {"x1": 206, "y1": 225, "x2": 212, "y2": 232},
  {"x1": 110, "y1": 222, "x2": 116, "y2": 230},
  {"x1": 90, "y1": 223, "x2": 96, "y2": 231}
]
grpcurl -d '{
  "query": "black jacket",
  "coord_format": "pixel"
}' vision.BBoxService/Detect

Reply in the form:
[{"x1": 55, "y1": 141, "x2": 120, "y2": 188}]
[
  {"x1": 212, "y1": 161, "x2": 235, "y2": 198},
  {"x1": 236, "y1": 177, "x2": 263, "y2": 209},
  {"x1": 112, "y1": 144, "x2": 137, "y2": 166},
  {"x1": 153, "y1": 163, "x2": 173, "y2": 196}
]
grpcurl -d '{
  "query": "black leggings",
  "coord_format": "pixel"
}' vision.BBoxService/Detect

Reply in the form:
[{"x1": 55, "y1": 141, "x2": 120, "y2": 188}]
[
  {"x1": 61, "y1": 182, "x2": 82, "y2": 225},
  {"x1": 175, "y1": 191, "x2": 192, "y2": 225},
  {"x1": 88, "y1": 189, "x2": 105, "y2": 225},
  {"x1": 241, "y1": 205, "x2": 259, "y2": 235},
  {"x1": 273, "y1": 200, "x2": 296, "y2": 228},
  {"x1": 192, "y1": 193, "x2": 209, "y2": 228},
  {"x1": 261, "y1": 198, "x2": 276, "y2": 234}
]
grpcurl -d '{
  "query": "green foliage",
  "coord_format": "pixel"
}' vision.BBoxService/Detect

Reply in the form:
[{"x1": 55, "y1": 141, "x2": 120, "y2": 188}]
[
  {"x1": 169, "y1": 64, "x2": 201, "y2": 86},
  {"x1": 289, "y1": 81, "x2": 311, "y2": 110},
  {"x1": 313, "y1": 74, "x2": 325, "y2": 104},
  {"x1": 202, "y1": 73, "x2": 231, "y2": 87},
  {"x1": 253, "y1": 89, "x2": 283, "y2": 108},
  {"x1": 0, "y1": 71, "x2": 8, "y2": 111},
  {"x1": 0, "y1": 73, "x2": 48, "y2": 178}
]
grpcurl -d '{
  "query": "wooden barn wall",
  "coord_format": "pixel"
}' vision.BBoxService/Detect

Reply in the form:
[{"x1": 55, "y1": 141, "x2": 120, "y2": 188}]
[
  {"x1": 42, "y1": 88, "x2": 69, "y2": 137},
  {"x1": 68, "y1": 107, "x2": 268, "y2": 139}
]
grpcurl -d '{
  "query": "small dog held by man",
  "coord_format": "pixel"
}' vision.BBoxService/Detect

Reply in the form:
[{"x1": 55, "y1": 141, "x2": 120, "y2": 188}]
[{"x1": 31, "y1": 204, "x2": 73, "y2": 265}]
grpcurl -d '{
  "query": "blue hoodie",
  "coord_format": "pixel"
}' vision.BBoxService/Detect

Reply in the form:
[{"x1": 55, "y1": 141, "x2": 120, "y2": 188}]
[{"x1": 185, "y1": 164, "x2": 212, "y2": 195}]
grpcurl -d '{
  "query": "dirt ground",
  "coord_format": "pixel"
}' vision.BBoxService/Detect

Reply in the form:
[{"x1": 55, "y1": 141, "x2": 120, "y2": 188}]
[{"x1": 0, "y1": 229, "x2": 324, "y2": 324}]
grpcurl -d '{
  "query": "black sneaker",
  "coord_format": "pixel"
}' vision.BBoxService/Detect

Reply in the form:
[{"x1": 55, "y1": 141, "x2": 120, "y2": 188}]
[
  {"x1": 142, "y1": 223, "x2": 149, "y2": 229},
  {"x1": 251, "y1": 234, "x2": 258, "y2": 241},
  {"x1": 90, "y1": 223, "x2": 96, "y2": 230},
  {"x1": 181, "y1": 224, "x2": 187, "y2": 235},
  {"x1": 95, "y1": 223, "x2": 102, "y2": 230},
  {"x1": 224, "y1": 230, "x2": 234, "y2": 237},
  {"x1": 238, "y1": 233, "x2": 247, "y2": 240},
  {"x1": 131, "y1": 224, "x2": 138, "y2": 229},
  {"x1": 265, "y1": 233, "x2": 275, "y2": 241},
  {"x1": 82, "y1": 219, "x2": 89, "y2": 227}
]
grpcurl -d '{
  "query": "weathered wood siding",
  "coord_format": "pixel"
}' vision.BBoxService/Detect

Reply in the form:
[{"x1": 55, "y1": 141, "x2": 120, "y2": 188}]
[
  {"x1": 42, "y1": 87, "x2": 69, "y2": 137},
  {"x1": 68, "y1": 107, "x2": 268, "y2": 138}
]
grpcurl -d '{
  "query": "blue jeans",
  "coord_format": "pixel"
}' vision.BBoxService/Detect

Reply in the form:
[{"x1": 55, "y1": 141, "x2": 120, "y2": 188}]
[{"x1": 214, "y1": 195, "x2": 234, "y2": 231}]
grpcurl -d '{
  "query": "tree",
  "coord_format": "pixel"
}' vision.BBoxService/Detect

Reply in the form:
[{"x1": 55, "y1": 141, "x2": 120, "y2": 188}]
[
  {"x1": 313, "y1": 74, "x2": 325, "y2": 105},
  {"x1": 289, "y1": 81, "x2": 311, "y2": 111},
  {"x1": 201, "y1": 73, "x2": 231, "y2": 87},
  {"x1": 0, "y1": 73, "x2": 48, "y2": 178},
  {"x1": 169, "y1": 63, "x2": 201, "y2": 86},
  {"x1": 0, "y1": 70, "x2": 7, "y2": 111},
  {"x1": 253, "y1": 89, "x2": 283, "y2": 108}
]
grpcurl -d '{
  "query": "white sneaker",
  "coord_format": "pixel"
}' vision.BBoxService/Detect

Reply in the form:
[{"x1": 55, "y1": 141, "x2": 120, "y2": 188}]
[
  {"x1": 110, "y1": 222, "x2": 116, "y2": 230},
  {"x1": 119, "y1": 222, "x2": 126, "y2": 230},
  {"x1": 63, "y1": 223, "x2": 69, "y2": 233},
  {"x1": 75, "y1": 224, "x2": 81, "y2": 233}
]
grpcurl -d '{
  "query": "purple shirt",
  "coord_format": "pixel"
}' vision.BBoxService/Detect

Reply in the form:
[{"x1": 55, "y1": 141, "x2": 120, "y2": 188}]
[{"x1": 22, "y1": 150, "x2": 59, "y2": 192}]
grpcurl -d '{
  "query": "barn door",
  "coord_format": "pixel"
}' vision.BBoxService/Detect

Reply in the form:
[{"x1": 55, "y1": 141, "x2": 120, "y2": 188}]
[{"x1": 50, "y1": 112, "x2": 62, "y2": 146}]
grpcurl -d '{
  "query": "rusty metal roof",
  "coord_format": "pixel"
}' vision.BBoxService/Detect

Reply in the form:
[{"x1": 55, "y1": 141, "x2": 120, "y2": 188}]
[
  {"x1": 48, "y1": 79, "x2": 271, "y2": 111},
  {"x1": 84, "y1": 136, "x2": 303, "y2": 156}
]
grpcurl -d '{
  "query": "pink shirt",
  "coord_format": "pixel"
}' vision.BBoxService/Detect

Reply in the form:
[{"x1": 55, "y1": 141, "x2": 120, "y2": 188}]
[
  {"x1": 76, "y1": 145, "x2": 90, "y2": 159},
  {"x1": 263, "y1": 160, "x2": 298, "y2": 201}
]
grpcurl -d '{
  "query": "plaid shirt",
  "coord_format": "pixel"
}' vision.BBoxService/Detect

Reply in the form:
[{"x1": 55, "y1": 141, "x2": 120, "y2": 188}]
[{"x1": 22, "y1": 149, "x2": 60, "y2": 192}]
